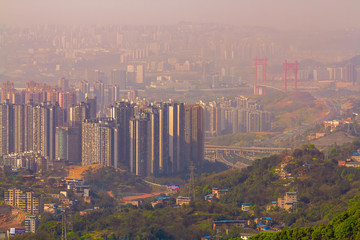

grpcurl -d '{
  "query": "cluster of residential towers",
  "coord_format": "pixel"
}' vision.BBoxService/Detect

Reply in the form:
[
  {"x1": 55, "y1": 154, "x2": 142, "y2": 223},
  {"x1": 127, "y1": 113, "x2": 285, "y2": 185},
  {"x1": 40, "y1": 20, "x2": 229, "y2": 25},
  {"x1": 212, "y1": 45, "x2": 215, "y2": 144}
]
[{"x1": 0, "y1": 97, "x2": 204, "y2": 176}]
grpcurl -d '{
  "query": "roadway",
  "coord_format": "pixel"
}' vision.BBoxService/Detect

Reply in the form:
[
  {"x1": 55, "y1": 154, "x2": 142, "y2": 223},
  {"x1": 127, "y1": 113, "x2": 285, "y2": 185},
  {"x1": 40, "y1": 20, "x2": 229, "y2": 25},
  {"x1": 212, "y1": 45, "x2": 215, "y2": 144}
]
[{"x1": 205, "y1": 145, "x2": 290, "y2": 153}]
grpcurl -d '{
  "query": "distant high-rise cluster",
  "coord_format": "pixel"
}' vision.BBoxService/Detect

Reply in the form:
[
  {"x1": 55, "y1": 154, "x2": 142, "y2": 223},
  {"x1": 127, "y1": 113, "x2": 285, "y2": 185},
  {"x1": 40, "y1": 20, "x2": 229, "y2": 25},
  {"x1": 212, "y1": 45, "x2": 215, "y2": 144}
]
[
  {"x1": 0, "y1": 84, "x2": 204, "y2": 176},
  {"x1": 0, "y1": 100, "x2": 64, "y2": 159},
  {"x1": 81, "y1": 102, "x2": 204, "y2": 176},
  {"x1": 1, "y1": 152, "x2": 47, "y2": 172},
  {"x1": 0, "y1": 95, "x2": 96, "y2": 163},
  {"x1": 1, "y1": 80, "x2": 76, "y2": 106},
  {"x1": 313, "y1": 63, "x2": 358, "y2": 84},
  {"x1": 202, "y1": 96, "x2": 272, "y2": 136}
]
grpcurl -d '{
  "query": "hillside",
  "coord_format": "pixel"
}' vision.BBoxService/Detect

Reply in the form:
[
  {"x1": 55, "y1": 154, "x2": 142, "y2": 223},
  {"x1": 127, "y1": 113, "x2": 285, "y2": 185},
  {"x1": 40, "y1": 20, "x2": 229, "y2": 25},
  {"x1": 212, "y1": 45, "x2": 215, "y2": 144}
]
[
  {"x1": 250, "y1": 200, "x2": 360, "y2": 240},
  {"x1": 0, "y1": 205, "x2": 26, "y2": 232},
  {"x1": 263, "y1": 92, "x2": 327, "y2": 132},
  {"x1": 197, "y1": 141, "x2": 360, "y2": 228},
  {"x1": 12, "y1": 141, "x2": 360, "y2": 240},
  {"x1": 310, "y1": 131, "x2": 355, "y2": 149},
  {"x1": 66, "y1": 164, "x2": 103, "y2": 180}
]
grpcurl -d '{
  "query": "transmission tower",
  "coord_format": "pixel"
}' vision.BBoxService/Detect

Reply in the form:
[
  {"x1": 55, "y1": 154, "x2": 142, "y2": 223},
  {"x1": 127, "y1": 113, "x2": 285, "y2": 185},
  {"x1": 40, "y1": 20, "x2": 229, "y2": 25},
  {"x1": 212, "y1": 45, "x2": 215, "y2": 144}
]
[
  {"x1": 189, "y1": 163, "x2": 196, "y2": 200},
  {"x1": 61, "y1": 211, "x2": 67, "y2": 240}
]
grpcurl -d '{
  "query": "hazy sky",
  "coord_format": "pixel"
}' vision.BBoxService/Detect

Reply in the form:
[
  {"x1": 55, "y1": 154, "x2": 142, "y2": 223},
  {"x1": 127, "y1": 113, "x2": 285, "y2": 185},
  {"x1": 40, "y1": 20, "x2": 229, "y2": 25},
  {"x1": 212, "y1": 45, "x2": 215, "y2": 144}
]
[{"x1": 1, "y1": 0, "x2": 360, "y2": 30}]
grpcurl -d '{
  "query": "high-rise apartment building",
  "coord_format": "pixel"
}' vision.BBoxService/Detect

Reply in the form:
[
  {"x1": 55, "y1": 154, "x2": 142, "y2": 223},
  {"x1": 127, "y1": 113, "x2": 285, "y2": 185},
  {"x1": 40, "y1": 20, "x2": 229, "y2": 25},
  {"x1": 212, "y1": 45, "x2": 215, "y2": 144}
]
[
  {"x1": 29, "y1": 103, "x2": 64, "y2": 160},
  {"x1": 55, "y1": 126, "x2": 81, "y2": 163},
  {"x1": 184, "y1": 105, "x2": 204, "y2": 167},
  {"x1": 203, "y1": 97, "x2": 271, "y2": 135},
  {"x1": 136, "y1": 65, "x2": 145, "y2": 84},
  {"x1": 108, "y1": 84, "x2": 120, "y2": 104},
  {"x1": 344, "y1": 62, "x2": 356, "y2": 84},
  {"x1": 168, "y1": 103, "x2": 184, "y2": 172},
  {"x1": 126, "y1": 65, "x2": 136, "y2": 87},
  {"x1": 94, "y1": 80, "x2": 105, "y2": 112},
  {"x1": 129, "y1": 113, "x2": 149, "y2": 176},
  {"x1": 85, "y1": 96, "x2": 97, "y2": 119},
  {"x1": 109, "y1": 101, "x2": 133, "y2": 168},
  {"x1": 0, "y1": 100, "x2": 14, "y2": 155},
  {"x1": 78, "y1": 80, "x2": 90, "y2": 102},
  {"x1": 59, "y1": 91, "x2": 76, "y2": 109},
  {"x1": 82, "y1": 119, "x2": 116, "y2": 167},
  {"x1": 58, "y1": 77, "x2": 69, "y2": 92},
  {"x1": 145, "y1": 107, "x2": 160, "y2": 176},
  {"x1": 158, "y1": 104, "x2": 169, "y2": 174},
  {"x1": 4, "y1": 188, "x2": 43, "y2": 215},
  {"x1": 68, "y1": 102, "x2": 88, "y2": 124}
]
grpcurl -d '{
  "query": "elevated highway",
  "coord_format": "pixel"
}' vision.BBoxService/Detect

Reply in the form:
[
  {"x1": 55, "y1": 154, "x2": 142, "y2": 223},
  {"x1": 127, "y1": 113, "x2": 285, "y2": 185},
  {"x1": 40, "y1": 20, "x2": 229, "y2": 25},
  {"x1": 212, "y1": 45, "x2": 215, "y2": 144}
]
[
  {"x1": 204, "y1": 145, "x2": 290, "y2": 168},
  {"x1": 205, "y1": 145, "x2": 290, "y2": 154}
]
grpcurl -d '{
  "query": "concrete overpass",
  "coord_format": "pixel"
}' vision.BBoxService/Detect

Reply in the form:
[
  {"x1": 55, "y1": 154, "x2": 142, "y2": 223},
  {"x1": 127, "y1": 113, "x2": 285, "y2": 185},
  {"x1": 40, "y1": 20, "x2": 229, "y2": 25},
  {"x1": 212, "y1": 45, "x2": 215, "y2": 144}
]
[
  {"x1": 204, "y1": 145, "x2": 290, "y2": 168},
  {"x1": 205, "y1": 145, "x2": 290, "y2": 154}
]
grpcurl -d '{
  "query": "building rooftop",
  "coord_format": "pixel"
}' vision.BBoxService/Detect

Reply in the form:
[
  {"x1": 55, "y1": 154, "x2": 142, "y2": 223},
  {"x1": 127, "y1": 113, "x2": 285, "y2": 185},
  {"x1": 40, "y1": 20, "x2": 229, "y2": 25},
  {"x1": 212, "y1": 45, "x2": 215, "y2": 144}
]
[
  {"x1": 213, "y1": 220, "x2": 235, "y2": 223},
  {"x1": 156, "y1": 196, "x2": 171, "y2": 200}
]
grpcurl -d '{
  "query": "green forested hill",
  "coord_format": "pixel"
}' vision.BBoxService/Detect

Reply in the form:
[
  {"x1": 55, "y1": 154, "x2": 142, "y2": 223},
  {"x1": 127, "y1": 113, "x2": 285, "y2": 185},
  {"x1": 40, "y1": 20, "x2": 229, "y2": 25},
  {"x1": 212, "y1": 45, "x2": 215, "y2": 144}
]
[
  {"x1": 197, "y1": 142, "x2": 360, "y2": 227},
  {"x1": 11, "y1": 140, "x2": 360, "y2": 240},
  {"x1": 247, "y1": 198, "x2": 360, "y2": 240}
]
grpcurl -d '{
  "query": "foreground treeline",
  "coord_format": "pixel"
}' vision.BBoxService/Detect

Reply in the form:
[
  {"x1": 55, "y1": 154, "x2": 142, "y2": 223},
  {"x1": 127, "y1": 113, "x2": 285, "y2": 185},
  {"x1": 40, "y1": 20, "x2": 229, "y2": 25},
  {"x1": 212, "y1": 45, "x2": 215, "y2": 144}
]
[{"x1": 247, "y1": 199, "x2": 360, "y2": 240}]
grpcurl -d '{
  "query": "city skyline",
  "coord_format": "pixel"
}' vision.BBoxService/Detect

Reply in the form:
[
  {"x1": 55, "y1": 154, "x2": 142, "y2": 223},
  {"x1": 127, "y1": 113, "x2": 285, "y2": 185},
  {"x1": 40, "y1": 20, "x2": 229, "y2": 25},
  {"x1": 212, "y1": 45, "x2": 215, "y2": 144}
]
[{"x1": 1, "y1": 0, "x2": 360, "y2": 31}]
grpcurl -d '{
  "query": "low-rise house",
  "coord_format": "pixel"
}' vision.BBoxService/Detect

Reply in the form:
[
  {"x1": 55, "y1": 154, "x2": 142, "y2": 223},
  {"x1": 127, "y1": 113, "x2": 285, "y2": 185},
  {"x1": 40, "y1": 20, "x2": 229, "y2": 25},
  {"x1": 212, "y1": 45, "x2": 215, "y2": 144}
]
[
  {"x1": 201, "y1": 236, "x2": 213, "y2": 240},
  {"x1": 213, "y1": 219, "x2": 250, "y2": 234},
  {"x1": 151, "y1": 196, "x2": 171, "y2": 207},
  {"x1": 176, "y1": 196, "x2": 191, "y2": 206},
  {"x1": 25, "y1": 216, "x2": 39, "y2": 233},
  {"x1": 212, "y1": 188, "x2": 228, "y2": 199},
  {"x1": 315, "y1": 132, "x2": 325, "y2": 138},
  {"x1": 266, "y1": 201, "x2": 277, "y2": 211},
  {"x1": 44, "y1": 203, "x2": 57, "y2": 213},
  {"x1": 80, "y1": 208, "x2": 96, "y2": 216},
  {"x1": 338, "y1": 159, "x2": 360, "y2": 168},
  {"x1": 205, "y1": 194, "x2": 215, "y2": 202},
  {"x1": 156, "y1": 196, "x2": 171, "y2": 203},
  {"x1": 7, "y1": 228, "x2": 25, "y2": 238},
  {"x1": 323, "y1": 118, "x2": 352, "y2": 132},
  {"x1": 255, "y1": 217, "x2": 272, "y2": 225},
  {"x1": 351, "y1": 152, "x2": 360, "y2": 162},
  {"x1": 241, "y1": 203, "x2": 251, "y2": 212},
  {"x1": 257, "y1": 224, "x2": 271, "y2": 231},
  {"x1": 277, "y1": 192, "x2": 297, "y2": 211},
  {"x1": 121, "y1": 200, "x2": 142, "y2": 207}
]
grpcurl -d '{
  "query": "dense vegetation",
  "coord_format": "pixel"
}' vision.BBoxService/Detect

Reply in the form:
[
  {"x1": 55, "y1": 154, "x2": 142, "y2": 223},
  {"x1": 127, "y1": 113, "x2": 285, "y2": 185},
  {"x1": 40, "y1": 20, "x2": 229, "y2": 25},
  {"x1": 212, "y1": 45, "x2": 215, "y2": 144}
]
[
  {"x1": 247, "y1": 198, "x2": 360, "y2": 240},
  {"x1": 9, "y1": 140, "x2": 360, "y2": 239},
  {"x1": 198, "y1": 141, "x2": 360, "y2": 227}
]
